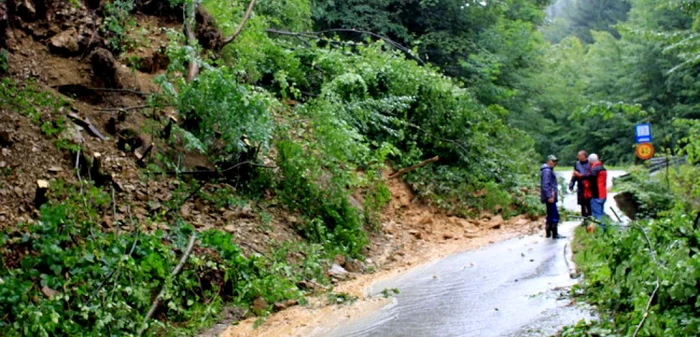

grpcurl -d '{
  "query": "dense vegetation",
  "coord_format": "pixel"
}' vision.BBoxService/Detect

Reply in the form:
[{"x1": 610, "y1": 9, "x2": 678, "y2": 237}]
[
  {"x1": 0, "y1": 0, "x2": 698, "y2": 335},
  {"x1": 534, "y1": 0, "x2": 700, "y2": 164}
]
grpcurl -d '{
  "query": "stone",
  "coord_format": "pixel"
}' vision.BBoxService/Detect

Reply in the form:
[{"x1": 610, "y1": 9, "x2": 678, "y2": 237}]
[
  {"x1": 408, "y1": 230, "x2": 422, "y2": 239},
  {"x1": 334, "y1": 254, "x2": 346, "y2": 266},
  {"x1": 13, "y1": 186, "x2": 23, "y2": 197},
  {"x1": 194, "y1": 198, "x2": 205, "y2": 212},
  {"x1": 49, "y1": 29, "x2": 80, "y2": 54},
  {"x1": 224, "y1": 224, "x2": 236, "y2": 233},
  {"x1": 273, "y1": 299, "x2": 298, "y2": 312},
  {"x1": 238, "y1": 204, "x2": 254, "y2": 218},
  {"x1": 252, "y1": 297, "x2": 268, "y2": 312},
  {"x1": 328, "y1": 264, "x2": 348, "y2": 279},
  {"x1": 135, "y1": 190, "x2": 148, "y2": 201},
  {"x1": 1, "y1": 148, "x2": 8, "y2": 156},
  {"x1": 180, "y1": 204, "x2": 191, "y2": 217},
  {"x1": 41, "y1": 286, "x2": 59, "y2": 298},
  {"x1": 343, "y1": 259, "x2": 362, "y2": 273},
  {"x1": 0, "y1": 161, "x2": 6, "y2": 168},
  {"x1": 48, "y1": 166, "x2": 63, "y2": 173},
  {"x1": 223, "y1": 210, "x2": 238, "y2": 221}
]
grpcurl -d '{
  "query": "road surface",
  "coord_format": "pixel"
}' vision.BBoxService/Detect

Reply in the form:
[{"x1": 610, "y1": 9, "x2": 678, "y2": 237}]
[{"x1": 318, "y1": 171, "x2": 627, "y2": 337}]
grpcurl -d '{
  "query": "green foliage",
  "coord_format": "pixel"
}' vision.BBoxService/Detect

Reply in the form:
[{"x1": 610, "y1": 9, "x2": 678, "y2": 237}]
[
  {"x1": 615, "y1": 168, "x2": 675, "y2": 219},
  {"x1": 276, "y1": 139, "x2": 368, "y2": 257},
  {"x1": 0, "y1": 181, "x2": 320, "y2": 336},
  {"x1": 101, "y1": 0, "x2": 137, "y2": 54},
  {"x1": 567, "y1": 205, "x2": 700, "y2": 336}
]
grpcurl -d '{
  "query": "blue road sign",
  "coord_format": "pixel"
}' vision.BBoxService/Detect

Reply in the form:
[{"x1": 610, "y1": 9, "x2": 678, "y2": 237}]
[{"x1": 635, "y1": 123, "x2": 652, "y2": 144}]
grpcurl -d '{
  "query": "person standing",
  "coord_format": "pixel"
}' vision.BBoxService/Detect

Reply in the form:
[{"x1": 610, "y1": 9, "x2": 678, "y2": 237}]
[
  {"x1": 569, "y1": 150, "x2": 591, "y2": 218},
  {"x1": 587, "y1": 153, "x2": 608, "y2": 228},
  {"x1": 541, "y1": 155, "x2": 565, "y2": 239}
]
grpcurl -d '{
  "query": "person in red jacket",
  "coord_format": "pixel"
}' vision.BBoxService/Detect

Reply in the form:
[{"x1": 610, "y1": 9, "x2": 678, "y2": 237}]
[{"x1": 587, "y1": 154, "x2": 607, "y2": 226}]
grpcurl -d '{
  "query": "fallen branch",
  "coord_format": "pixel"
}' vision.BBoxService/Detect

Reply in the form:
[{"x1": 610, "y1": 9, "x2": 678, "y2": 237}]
[
  {"x1": 388, "y1": 156, "x2": 439, "y2": 179},
  {"x1": 137, "y1": 233, "x2": 197, "y2": 337},
  {"x1": 632, "y1": 279, "x2": 660, "y2": 337},
  {"x1": 95, "y1": 104, "x2": 159, "y2": 112},
  {"x1": 185, "y1": 0, "x2": 200, "y2": 81},
  {"x1": 67, "y1": 113, "x2": 106, "y2": 140},
  {"x1": 266, "y1": 28, "x2": 426, "y2": 65},
  {"x1": 630, "y1": 224, "x2": 660, "y2": 337},
  {"x1": 218, "y1": 0, "x2": 257, "y2": 49}
]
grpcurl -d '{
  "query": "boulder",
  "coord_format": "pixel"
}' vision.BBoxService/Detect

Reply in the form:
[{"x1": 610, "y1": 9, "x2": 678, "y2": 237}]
[
  {"x1": 328, "y1": 263, "x2": 348, "y2": 279},
  {"x1": 49, "y1": 29, "x2": 80, "y2": 54}
]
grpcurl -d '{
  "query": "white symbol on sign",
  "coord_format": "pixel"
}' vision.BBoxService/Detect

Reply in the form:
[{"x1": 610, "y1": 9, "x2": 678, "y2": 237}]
[{"x1": 637, "y1": 125, "x2": 650, "y2": 137}]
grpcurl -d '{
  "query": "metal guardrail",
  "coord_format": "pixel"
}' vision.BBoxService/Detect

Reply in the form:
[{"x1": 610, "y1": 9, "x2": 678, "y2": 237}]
[{"x1": 613, "y1": 156, "x2": 688, "y2": 183}]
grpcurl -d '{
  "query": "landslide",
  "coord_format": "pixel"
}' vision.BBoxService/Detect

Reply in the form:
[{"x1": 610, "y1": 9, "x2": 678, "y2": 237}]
[{"x1": 0, "y1": 0, "x2": 542, "y2": 335}]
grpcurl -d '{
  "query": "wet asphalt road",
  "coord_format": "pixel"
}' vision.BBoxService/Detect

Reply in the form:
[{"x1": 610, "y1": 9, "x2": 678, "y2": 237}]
[{"x1": 321, "y1": 171, "x2": 626, "y2": 337}]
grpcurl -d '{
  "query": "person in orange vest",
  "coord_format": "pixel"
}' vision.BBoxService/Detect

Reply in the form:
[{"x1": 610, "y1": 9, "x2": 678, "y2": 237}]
[{"x1": 587, "y1": 153, "x2": 608, "y2": 229}]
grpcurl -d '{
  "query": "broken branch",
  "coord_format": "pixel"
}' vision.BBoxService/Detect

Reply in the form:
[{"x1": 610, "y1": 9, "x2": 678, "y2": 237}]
[
  {"x1": 34, "y1": 180, "x2": 49, "y2": 208},
  {"x1": 138, "y1": 233, "x2": 197, "y2": 337},
  {"x1": 388, "y1": 156, "x2": 439, "y2": 179},
  {"x1": 67, "y1": 113, "x2": 106, "y2": 140},
  {"x1": 219, "y1": 0, "x2": 257, "y2": 49}
]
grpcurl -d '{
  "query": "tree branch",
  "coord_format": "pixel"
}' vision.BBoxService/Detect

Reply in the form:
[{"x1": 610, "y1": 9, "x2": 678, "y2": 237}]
[
  {"x1": 138, "y1": 233, "x2": 197, "y2": 337},
  {"x1": 265, "y1": 28, "x2": 426, "y2": 65},
  {"x1": 185, "y1": 0, "x2": 200, "y2": 82},
  {"x1": 388, "y1": 156, "x2": 439, "y2": 179},
  {"x1": 218, "y1": 0, "x2": 257, "y2": 49}
]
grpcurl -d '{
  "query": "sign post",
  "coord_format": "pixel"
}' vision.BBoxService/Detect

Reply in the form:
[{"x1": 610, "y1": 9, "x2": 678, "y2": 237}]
[
  {"x1": 635, "y1": 123, "x2": 654, "y2": 160},
  {"x1": 635, "y1": 123, "x2": 652, "y2": 143}
]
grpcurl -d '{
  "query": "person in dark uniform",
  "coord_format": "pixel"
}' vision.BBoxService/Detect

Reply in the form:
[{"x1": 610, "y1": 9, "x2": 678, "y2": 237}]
[
  {"x1": 569, "y1": 150, "x2": 591, "y2": 218},
  {"x1": 541, "y1": 155, "x2": 565, "y2": 239}
]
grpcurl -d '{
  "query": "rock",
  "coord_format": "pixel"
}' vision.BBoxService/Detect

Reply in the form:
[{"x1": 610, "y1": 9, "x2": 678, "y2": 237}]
[
  {"x1": 273, "y1": 299, "x2": 298, "y2": 312},
  {"x1": 223, "y1": 210, "x2": 237, "y2": 221},
  {"x1": 513, "y1": 218, "x2": 529, "y2": 227},
  {"x1": 343, "y1": 259, "x2": 362, "y2": 273},
  {"x1": 48, "y1": 166, "x2": 63, "y2": 173},
  {"x1": 194, "y1": 198, "x2": 205, "y2": 212},
  {"x1": 224, "y1": 224, "x2": 236, "y2": 233},
  {"x1": 286, "y1": 215, "x2": 298, "y2": 224},
  {"x1": 238, "y1": 204, "x2": 254, "y2": 218},
  {"x1": 328, "y1": 264, "x2": 348, "y2": 279},
  {"x1": 1, "y1": 148, "x2": 8, "y2": 156},
  {"x1": 408, "y1": 230, "x2": 422, "y2": 239},
  {"x1": 135, "y1": 190, "x2": 148, "y2": 201},
  {"x1": 348, "y1": 195, "x2": 364, "y2": 212},
  {"x1": 252, "y1": 297, "x2": 268, "y2": 312},
  {"x1": 13, "y1": 186, "x2": 23, "y2": 197},
  {"x1": 49, "y1": 28, "x2": 80, "y2": 54},
  {"x1": 147, "y1": 202, "x2": 162, "y2": 212},
  {"x1": 0, "y1": 161, "x2": 6, "y2": 168},
  {"x1": 0, "y1": 130, "x2": 11, "y2": 147},
  {"x1": 180, "y1": 204, "x2": 191, "y2": 217},
  {"x1": 41, "y1": 286, "x2": 59, "y2": 298},
  {"x1": 334, "y1": 254, "x2": 346, "y2": 266}
]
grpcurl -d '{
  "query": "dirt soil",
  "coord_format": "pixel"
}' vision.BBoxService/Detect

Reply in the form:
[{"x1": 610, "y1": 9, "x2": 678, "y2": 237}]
[
  {"x1": 0, "y1": 3, "x2": 543, "y2": 335},
  {"x1": 212, "y1": 178, "x2": 542, "y2": 337}
]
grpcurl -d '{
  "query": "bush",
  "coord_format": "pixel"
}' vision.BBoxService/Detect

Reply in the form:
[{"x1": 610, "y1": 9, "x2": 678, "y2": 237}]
[
  {"x1": 567, "y1": 206, "x2": 700, "y2": 336},
  {"x1": 0, "y1": 181, "x2": 308, "y2": 336}
]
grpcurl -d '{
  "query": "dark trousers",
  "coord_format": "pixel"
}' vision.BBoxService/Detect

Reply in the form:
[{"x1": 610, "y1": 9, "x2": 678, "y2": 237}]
[
  {"x1": 545, "y1": 202, "x2": 559, "y2": 237},
  {"x1": 580, "y1": 199, "x2": 591, "y2": 217},
  {"x1": 546, "y1": 202, "x2": 559, "y2": 224}
]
